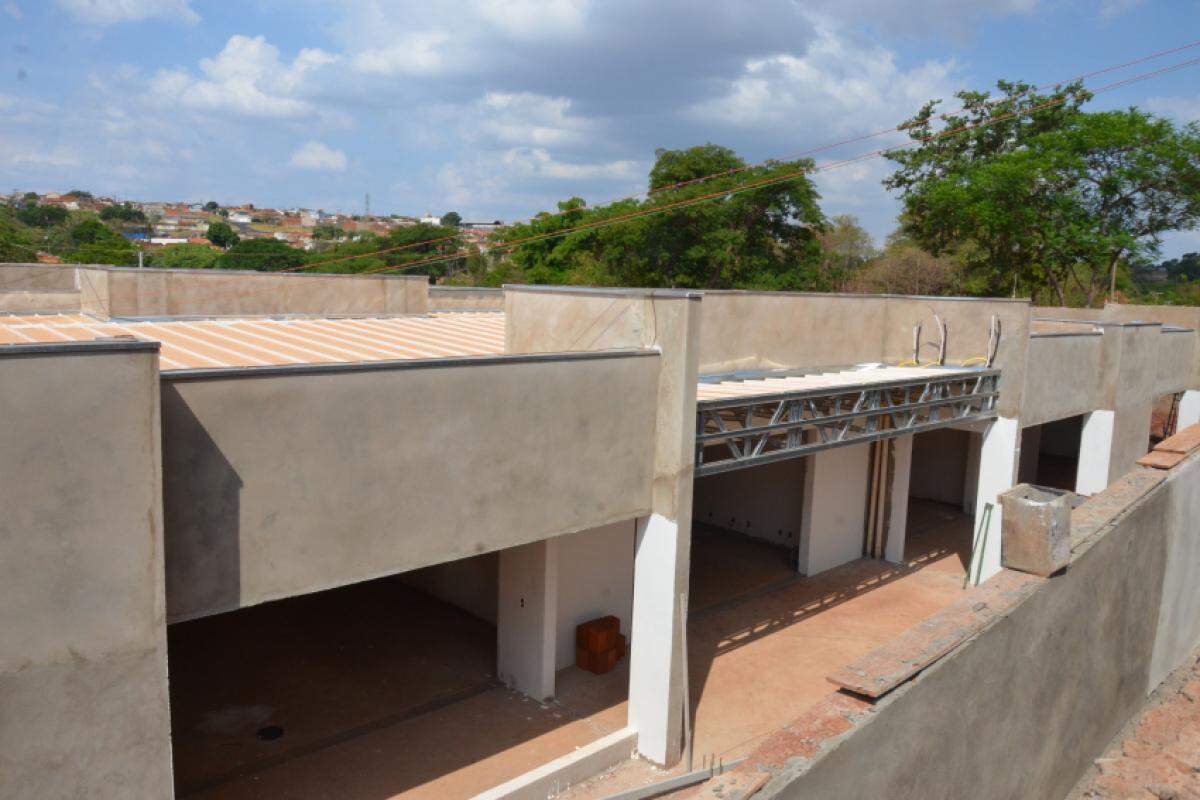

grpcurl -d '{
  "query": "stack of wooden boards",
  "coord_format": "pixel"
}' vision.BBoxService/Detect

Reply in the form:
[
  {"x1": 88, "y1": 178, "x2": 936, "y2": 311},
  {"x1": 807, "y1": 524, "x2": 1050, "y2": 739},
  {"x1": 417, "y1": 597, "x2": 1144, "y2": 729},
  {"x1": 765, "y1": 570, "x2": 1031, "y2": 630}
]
[
  {"x1": 576, "y1": 615, "x2": 627, "y2": 675},
  {"x1": 1137, "y1": 423, "x2": 1200, "y2": 470}
]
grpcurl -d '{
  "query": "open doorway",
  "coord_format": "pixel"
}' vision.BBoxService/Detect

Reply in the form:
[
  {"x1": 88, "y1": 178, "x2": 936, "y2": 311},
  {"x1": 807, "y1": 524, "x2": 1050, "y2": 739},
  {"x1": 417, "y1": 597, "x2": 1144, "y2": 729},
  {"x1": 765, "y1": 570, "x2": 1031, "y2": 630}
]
[
  {"x1": 168, "y1": 529, "x2": 634, "y2": 800},
  {"x1": 1018, "y1": 416, "x2": 1083, "y2": 492}
]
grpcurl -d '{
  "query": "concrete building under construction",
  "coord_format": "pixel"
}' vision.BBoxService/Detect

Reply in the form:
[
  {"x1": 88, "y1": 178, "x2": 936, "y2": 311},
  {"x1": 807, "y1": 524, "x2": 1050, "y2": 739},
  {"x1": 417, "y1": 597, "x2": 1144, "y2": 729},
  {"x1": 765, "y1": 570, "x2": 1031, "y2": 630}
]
[{"x1": 3, "y1": 262, "x2": 1200, "y2": 800}]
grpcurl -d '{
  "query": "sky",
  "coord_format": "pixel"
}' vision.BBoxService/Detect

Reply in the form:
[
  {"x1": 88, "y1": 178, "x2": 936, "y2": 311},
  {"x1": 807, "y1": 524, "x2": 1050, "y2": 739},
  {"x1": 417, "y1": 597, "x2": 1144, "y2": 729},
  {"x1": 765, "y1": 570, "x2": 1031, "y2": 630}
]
[{"x1": 2, "y1": 0, "x2": 1199, "y2": 257}]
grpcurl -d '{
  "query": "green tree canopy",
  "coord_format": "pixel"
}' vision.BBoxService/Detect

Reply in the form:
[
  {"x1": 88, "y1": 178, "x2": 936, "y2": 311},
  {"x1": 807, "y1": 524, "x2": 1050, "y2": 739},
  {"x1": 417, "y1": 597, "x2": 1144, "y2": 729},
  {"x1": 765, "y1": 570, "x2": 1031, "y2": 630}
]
[
  {"x1": 440, "y1": 211, "x2": 462, "y2": 227},
  {"x1": 0, "y1": 208, "x2": 34, "y2": 261},
  {"x1": 99, "y1": 203, "x2": 147, "y2": 224},
  {"x1": 64, "y1": 218, "x2": 136, "y2": 266},
  {"x1": 150, "y1": 243, "x2": 220, "y2": 270},
  {"x1": 219, "y1": 238, "x2": 304, "y2": 271},
  {"x1": 817, "y1": 215, "x2": 876, "y2": 290},
  {"x1": 206, "y1": 221, "x2": 240, "y2": 249},
  {"x1": 886, "y1": 81, "x2": 1200, "y2": 306},
  {"x1": 66, "y1": 190, "x2": 93, "y2": 199},
  {"x1": 1162, "y1": 252, "x2": 1200, "y2": 281},
  {"x1": 494, "y1": 144, "x2": 826, "y2": 289},
  {"x1": 17, "y1": 204, "x2": 69, "y2": 228},
  {"x1": 203, "y1": 201, "x2": 220, "y2": 212},
  {"x1": 303, "y1": 223, "x2": 461, "y2": 276}
]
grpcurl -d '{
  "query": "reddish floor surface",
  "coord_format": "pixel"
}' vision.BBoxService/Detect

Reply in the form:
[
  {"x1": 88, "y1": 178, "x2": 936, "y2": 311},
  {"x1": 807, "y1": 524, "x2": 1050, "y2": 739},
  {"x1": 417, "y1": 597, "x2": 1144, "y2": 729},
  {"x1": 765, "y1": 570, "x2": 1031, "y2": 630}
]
[
  {"x1": 562, "y1": 499, "x2": 972, "y2": 799},
  {"x1": 170, "y1": 580, "x2": 629, "y2": 800},
  {"x1": 1072, "y1": 649, "x2": 1200, "y2": 800}
]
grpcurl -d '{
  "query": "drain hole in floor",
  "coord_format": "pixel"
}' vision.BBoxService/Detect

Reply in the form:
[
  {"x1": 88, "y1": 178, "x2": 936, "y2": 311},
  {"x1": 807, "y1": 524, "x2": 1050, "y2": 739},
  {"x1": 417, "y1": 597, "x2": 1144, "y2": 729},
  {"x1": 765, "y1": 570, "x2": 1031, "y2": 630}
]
[{"x1": 256, "y1": 725, "x2": 284, "y2": 741}]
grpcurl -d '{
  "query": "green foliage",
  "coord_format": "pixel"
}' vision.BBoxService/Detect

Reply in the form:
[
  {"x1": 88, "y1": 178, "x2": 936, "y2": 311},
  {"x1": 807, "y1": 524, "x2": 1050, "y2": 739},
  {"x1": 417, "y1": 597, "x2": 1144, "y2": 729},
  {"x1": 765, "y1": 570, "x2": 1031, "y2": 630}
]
[
  {"x1": 817, "y1": 215, "x2": 876, "y2": 291},
  {"x1": 303, "y1": 223, "x2": 462, "y2": 276},
  {"x1": 17, "y1": 204, "x2": 69, "y2": 228},
  {"x1": 887, "y1": 80, "x2": 1200, "y2": 306},
  {"x1": 440, "y1": 211, "x2": 462, "y2": 227},
  {"x1": 63, "y1": 218, "x2": 136, "y2": 266},
  {"x1": 0, "y1": 207, "x2": 34, "y2": 261},
  {"x1": 312, "y1": 223, "x2": 346, "y2": 240},
  {"x1": 1162, "y1": 252, "x2": 1200, "y2": 281},
  {"x1": 493, "y1": 144, "x2": 826, "y2": 289},
  {"x1": 150, "y1": 243, "x2": 220, "y2": 270},
  {"x1": 218, "y1": 238, "x2": 304, "y2": 271},
  {"x1": 206, "y1": 221, "x2": 240, "y2": 248},
  {"x1": 99, "y1": 202, "x2": 147, "y2": 223},
  {"x1": 203, "y1": 201, "x2": 220, "y2": 212},
  {"x1": 66, "y1": 190, "x2": 93, "y2": 199}
]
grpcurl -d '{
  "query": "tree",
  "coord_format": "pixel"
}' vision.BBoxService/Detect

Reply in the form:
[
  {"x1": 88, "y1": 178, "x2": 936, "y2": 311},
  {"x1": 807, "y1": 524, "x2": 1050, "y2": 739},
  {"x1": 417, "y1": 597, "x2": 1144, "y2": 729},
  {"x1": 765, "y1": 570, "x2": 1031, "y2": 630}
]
[
  {"x1": 99, "y1": 203, "x2": 147, "y2": 224},
  {"x1": 66, "y1": 190, "x2": 93, "y2": 199},
  {"x1": 886, "y1": 81, "x2": 1200, "y2": 306},
  {"x1": 1161, "y1": 252, "x2": 1200, "y2": 282},
  {"x1": 206, "y1": 221, "x2": 239, "y2": 249},
  {"x1": 817, "y1": 215, "x2": 875, "y2": 290},
  {"x1": 496, "y1": 144, "x2": 826, "y2": 289},
  {"x1": 203, "y1": 201, "x2": 220, "y2": 212},
  {"x1": 0, "y1": 208, "x2": 33, "y2": 261},
  {"x1": 64, "y1": 218, "x2": 136, "y2": 266},
  {"x1": 219, "y1": 238, "x2": 304, "y2": 271},
  {"x1": 16, "y1": 204, "x2": 68, "y2": 228},
  {"x1": 440, "y1": 211, "x2": 462, "y2": 227},
  {"x1": 851, "y1": 234, "x2": 961, "y2": 296},
  {"x1": 312, "y1": 223, "x2": 346, "y2": 240},
  {"x1": 150, "y1": 243, "x2": 220, "y2": 270}
]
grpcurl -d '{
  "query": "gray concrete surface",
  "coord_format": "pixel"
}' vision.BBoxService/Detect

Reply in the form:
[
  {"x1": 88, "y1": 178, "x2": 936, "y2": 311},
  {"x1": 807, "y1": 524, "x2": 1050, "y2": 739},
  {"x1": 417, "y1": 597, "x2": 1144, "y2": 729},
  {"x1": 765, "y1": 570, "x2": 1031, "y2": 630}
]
[
  {"x1": 1022, "y1": 334, "x2": 1103, "y2": 428},
  {"x1": 161, "y1": 350, "x2": 659, "y2": 622},
  {"x1": 0, "y1": 342, "x2": 173, "y2": 799}
]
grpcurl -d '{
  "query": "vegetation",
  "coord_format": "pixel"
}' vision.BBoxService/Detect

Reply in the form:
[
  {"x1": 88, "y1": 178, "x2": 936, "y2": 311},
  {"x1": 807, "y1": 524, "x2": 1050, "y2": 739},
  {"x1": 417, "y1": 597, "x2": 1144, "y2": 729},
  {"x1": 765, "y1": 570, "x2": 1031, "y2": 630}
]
[
  {"x1": 487, "y1": 144, "x2": 825, "y2": 289},
  {"x1": 303, "y1": 223, "x2": 461, "y2": 277},
  {"x1": 440, "y1": 211, "x2": 462, "y2": 227},
  {"x1": 63, "y1": 218, "x2": 136, "y2": 266},
  {"x1": 16, "y1": 204, "x2": 69, "y2": 228},
  {"x1": 218, "y1": 238, "x2": 303, "y2": 271},
  {"x1": 206, "y1": 221, "x2": 239, "y2": 249},
  {"x1": 886, "y1": 80, "x2": 1200, "y2": 306},
  {"x1": 99, "y1": 203, "x2": 147, "y2": 224},
  {"x1": 150, "y1": 243, "x2": 220, "y2": 270}
]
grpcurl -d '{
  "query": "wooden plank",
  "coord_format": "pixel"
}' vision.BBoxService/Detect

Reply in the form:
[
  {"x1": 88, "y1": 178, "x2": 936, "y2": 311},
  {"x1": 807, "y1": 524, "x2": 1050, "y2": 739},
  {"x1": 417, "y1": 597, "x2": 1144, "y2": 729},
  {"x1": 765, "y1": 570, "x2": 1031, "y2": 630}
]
[
  {"x1": 1137, "y1": 450, "x2": 1187, "y2": 470},
  {"x1": 1154, "y1": 423, "x2": 1200, "y2": 455}
]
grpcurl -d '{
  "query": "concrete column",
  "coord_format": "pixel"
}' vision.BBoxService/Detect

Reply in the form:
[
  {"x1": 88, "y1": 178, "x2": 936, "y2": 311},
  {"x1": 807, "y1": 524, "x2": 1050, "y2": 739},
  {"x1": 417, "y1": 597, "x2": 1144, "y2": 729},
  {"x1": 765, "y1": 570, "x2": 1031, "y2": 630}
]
[
  {"x1": 497, "y1": 538, "x2": 559, "y2": 701},
  {"x1": 969, "y1": 416, "x2": 1021, "y2": 585},
  {"x1": 1076, "y1": 410, "x2": 1116, "y2": 496},
  {"x1": 1177, "y1": 390, "x2": 1200, "y2": 431},
  {"x1": 885, "y1": 435, "x2": 913, "y2": 564},
  {"x1": 799, "y1": 441, "x2": 871, "y2": 575}
]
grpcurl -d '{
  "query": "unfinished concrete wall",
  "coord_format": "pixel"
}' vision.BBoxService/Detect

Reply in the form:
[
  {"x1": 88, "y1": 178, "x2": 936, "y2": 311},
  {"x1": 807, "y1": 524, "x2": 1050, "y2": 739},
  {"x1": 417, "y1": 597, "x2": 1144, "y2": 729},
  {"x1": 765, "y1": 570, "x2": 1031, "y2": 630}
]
[
  {"x1": 400, "y1": 552, "x2": 499, "y2": 624},
  {"x1": 161, "y1": 350, "x2": 659, "y2": 622},
  {"x1": 725, "y1": 450, "x2": 1200, "y2": 800},
  {"x1": 0, "y1": 263, "x2": 78, "y2": 290},
  {"x1": 555, "y1": 521, "x2": 636, "y2": 670},
  {"x1": 693, "y1": 458, "x2": 805, "y2": 548},
  {"x1": 696, "y1": 291, "x2": 888, "y2": 375},
  {"x1": 429, "y1": 286, "x2": 504, "y2": 311},
  {"x1": 0, "y1": 341, "x2": 173, "y2": 799},
  {"x1": 1020, "y1": 334, "x2": 1103, "y2": 428},
  {"x1": 1155, "y1": 329, "x2": 1194, "y2": 396},
  {"x1": 75, "y1": 265, "x2": 428, "y2": 319},
  {"x1": 1097, "y1": 323, "x2": 1159, "y2": 483}
]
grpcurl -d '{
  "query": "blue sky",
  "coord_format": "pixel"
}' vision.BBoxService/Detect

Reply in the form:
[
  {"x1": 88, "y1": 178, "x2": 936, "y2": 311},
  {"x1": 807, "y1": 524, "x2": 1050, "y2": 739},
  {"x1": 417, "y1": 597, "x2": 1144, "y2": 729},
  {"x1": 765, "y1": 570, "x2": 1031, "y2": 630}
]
[{"x1": 2, "y1": 0, "x2": 1199, "y2": 257}]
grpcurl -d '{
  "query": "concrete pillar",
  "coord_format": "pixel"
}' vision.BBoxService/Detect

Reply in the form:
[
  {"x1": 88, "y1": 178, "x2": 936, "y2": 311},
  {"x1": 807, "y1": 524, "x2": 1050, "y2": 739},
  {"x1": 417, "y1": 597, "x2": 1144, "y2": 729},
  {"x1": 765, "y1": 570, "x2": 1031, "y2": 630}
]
[
  {"x1": 497, "y1": 538, "x2": 558, "y2": 701},
  {"x1": 1177, "y1": 390, "x2": 1200, "y2": 431},
  {"x1": 969, "y1": 416, "x2": 1021, "y2": 585},
  {"x1": 1076, "y1": 410, "x2": 1116, "y2": 496},
  {"x1": 799, "y1": 441, "x2": 871, "y2": 575},
  {"x1": 885, "y1": 434, "x2": 913, "y2": 564}
]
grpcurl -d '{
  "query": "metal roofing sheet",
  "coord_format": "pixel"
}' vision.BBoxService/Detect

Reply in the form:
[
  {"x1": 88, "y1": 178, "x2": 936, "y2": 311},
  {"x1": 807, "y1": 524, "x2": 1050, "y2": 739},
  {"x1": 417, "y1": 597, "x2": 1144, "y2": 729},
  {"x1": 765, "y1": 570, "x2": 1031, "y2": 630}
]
[
  {"x1": 0, "y1": 312, "x2": 506, "y2": 371},
  {"x1": 695, "y1": 365, "x2": 982, "y2": 403}
]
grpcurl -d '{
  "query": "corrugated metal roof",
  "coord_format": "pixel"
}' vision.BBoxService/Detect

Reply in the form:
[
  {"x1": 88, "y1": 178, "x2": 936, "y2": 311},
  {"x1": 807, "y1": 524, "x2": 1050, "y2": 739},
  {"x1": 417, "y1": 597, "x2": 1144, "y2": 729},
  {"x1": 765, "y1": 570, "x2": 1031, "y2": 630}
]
[
  {"x1": 696, "y1": 366, "x2": 982, "y2": 402},
  {"x1": 0, "y1": 312, "x2": 506, "y2": 371}
]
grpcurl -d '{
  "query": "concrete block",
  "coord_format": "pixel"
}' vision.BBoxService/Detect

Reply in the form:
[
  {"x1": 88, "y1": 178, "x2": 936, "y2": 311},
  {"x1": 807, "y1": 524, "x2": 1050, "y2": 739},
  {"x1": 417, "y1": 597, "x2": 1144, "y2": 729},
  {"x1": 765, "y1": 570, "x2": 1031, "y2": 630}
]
[{"x1": 1000, "y1": 484, "x2": 1072, "y2": 577}]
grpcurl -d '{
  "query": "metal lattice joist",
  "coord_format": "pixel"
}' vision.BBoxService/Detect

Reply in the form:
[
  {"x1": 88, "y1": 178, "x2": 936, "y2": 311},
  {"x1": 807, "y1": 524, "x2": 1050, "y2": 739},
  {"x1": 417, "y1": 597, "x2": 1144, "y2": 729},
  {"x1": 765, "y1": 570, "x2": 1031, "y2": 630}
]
[{"x1": 695, "y1": 369, "x2": 1000, "y2": 476}]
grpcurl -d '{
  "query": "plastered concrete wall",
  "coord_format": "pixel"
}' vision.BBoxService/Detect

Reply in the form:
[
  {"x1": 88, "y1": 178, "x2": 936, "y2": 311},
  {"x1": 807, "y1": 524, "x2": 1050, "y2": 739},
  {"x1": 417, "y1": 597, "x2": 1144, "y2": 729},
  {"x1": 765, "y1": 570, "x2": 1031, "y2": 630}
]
[
  {"x1": 696, "y1": 291, "x2": 888, "y2": 374},
  {"x1": 75, "y1": 265, "x2": 428, "y2": 319},
  {"x1": 1021, "y1": 334, "x2": 1103, "y2": 428},
  {"x1": 693, "y1": 458, "x2": 805, "y2": 548},
  {"x1": 0, "y1": 290, "x2": 80, "y2": 312},
  {"x1": 0, "y1": 342, "x2": 173, "y2": 799},
  {"x1": 908, "y1": 428, "x2": 971, "y2": 506},
  {"x1": 161, "y1": 351, "x2": 659, "y2": 622},
  {"x1": 400, "y1": 552, "x2": 499, "y2": 624},
  {"x1": 0, "y1": 263, "x2": 78, "y2": 291},
  {"x1": 1149, "y1": 459, "x2": 1200, "y2": 688},
  {"x1": 761, "y1": 462, "x2": 1188, "y2": 800},
  {"x1": 1099, "y1": 323, "x2": 1159, "y2": 483},
  {"x1": 1155, "y1": 330, "x2": 1194, "y2": 396},
  {"x1": 555, "y1": 521, "x2": 636, "y2": 670},
  {"x1": 429, "y1": 286, "x2": 504, "y2": 311}
]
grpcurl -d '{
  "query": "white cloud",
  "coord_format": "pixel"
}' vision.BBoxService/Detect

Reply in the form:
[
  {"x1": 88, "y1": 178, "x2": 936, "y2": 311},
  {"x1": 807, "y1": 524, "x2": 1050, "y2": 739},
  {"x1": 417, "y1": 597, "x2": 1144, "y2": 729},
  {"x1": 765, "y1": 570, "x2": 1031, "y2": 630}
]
[
  {"x1": 55, "y1": 0, "x2": 199, "y2": 25},
  {"x1": 0, "y1": 139, "x2": 81, "y2": 168},
  {"x1": 1099, "y1": 0, "x2": 1144, "y2": 17},
  {"x1": 475, "y1": 92, "x2": 596, "y2": 147},
  {"x1": 1147, "y1": 95, "x2": 1200, "y2": 124},
  {"x1": 501, "y1": 147, "x2": 639, "y2": 181},
  {"x1": 473, "y1": 0, "x2": 588, "y2": 38},
  {"x1": 289, "y1": 140, "x2": 347, "y2": 172},
  {"x1": 687, "y1": 21, "x2": 959, "y2": 138},
  {"x1": 352, "y1": 31, "x2": 453, "y2": 76},
  {"x1": 150, "y1": 35, "x2": 339, "y2": 120}
]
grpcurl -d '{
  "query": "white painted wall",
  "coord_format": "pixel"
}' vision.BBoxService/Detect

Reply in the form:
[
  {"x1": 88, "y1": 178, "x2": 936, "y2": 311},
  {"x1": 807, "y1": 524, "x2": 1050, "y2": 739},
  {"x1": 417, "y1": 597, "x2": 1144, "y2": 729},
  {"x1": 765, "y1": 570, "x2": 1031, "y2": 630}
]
[
  {"x1": 498, "y1": 539, "x2": 558, "y2": 700},
  {"x1": 1178, "y1": 390, "x2": 1200, "y2": 430},
  {"x1": 886, "y1": 435, "x2": 913, "y2": 564},
  {"x1": 970, "y1": 416, "x2": 1021, "y2": 584},
  {"x1": 555, "y1": 521, "x2": 635, "y2": 670},
  {"x1": 799, "y1": 441, "x2": 870, "y2": 575},
  {"x1": 400, "y1": 552, "x2": 499, "y2": 624},
  {"x1": 692, "y1": 457, "x2": 804, "y2": 548},
  {"x1": 1077, "y1": 410, "x2": 1116, "y2": 496}
]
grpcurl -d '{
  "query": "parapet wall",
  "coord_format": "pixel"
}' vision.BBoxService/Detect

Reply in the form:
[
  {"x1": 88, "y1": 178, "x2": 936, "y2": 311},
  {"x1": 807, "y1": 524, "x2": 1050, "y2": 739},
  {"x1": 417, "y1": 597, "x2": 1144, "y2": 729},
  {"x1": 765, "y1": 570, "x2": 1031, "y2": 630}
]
[
  {"x1": 77, "y1": 265, "x2": 428, "y2": 319},
  {"x1": 702, "y1": 435, "x2": 1200, "y2": 800}
]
